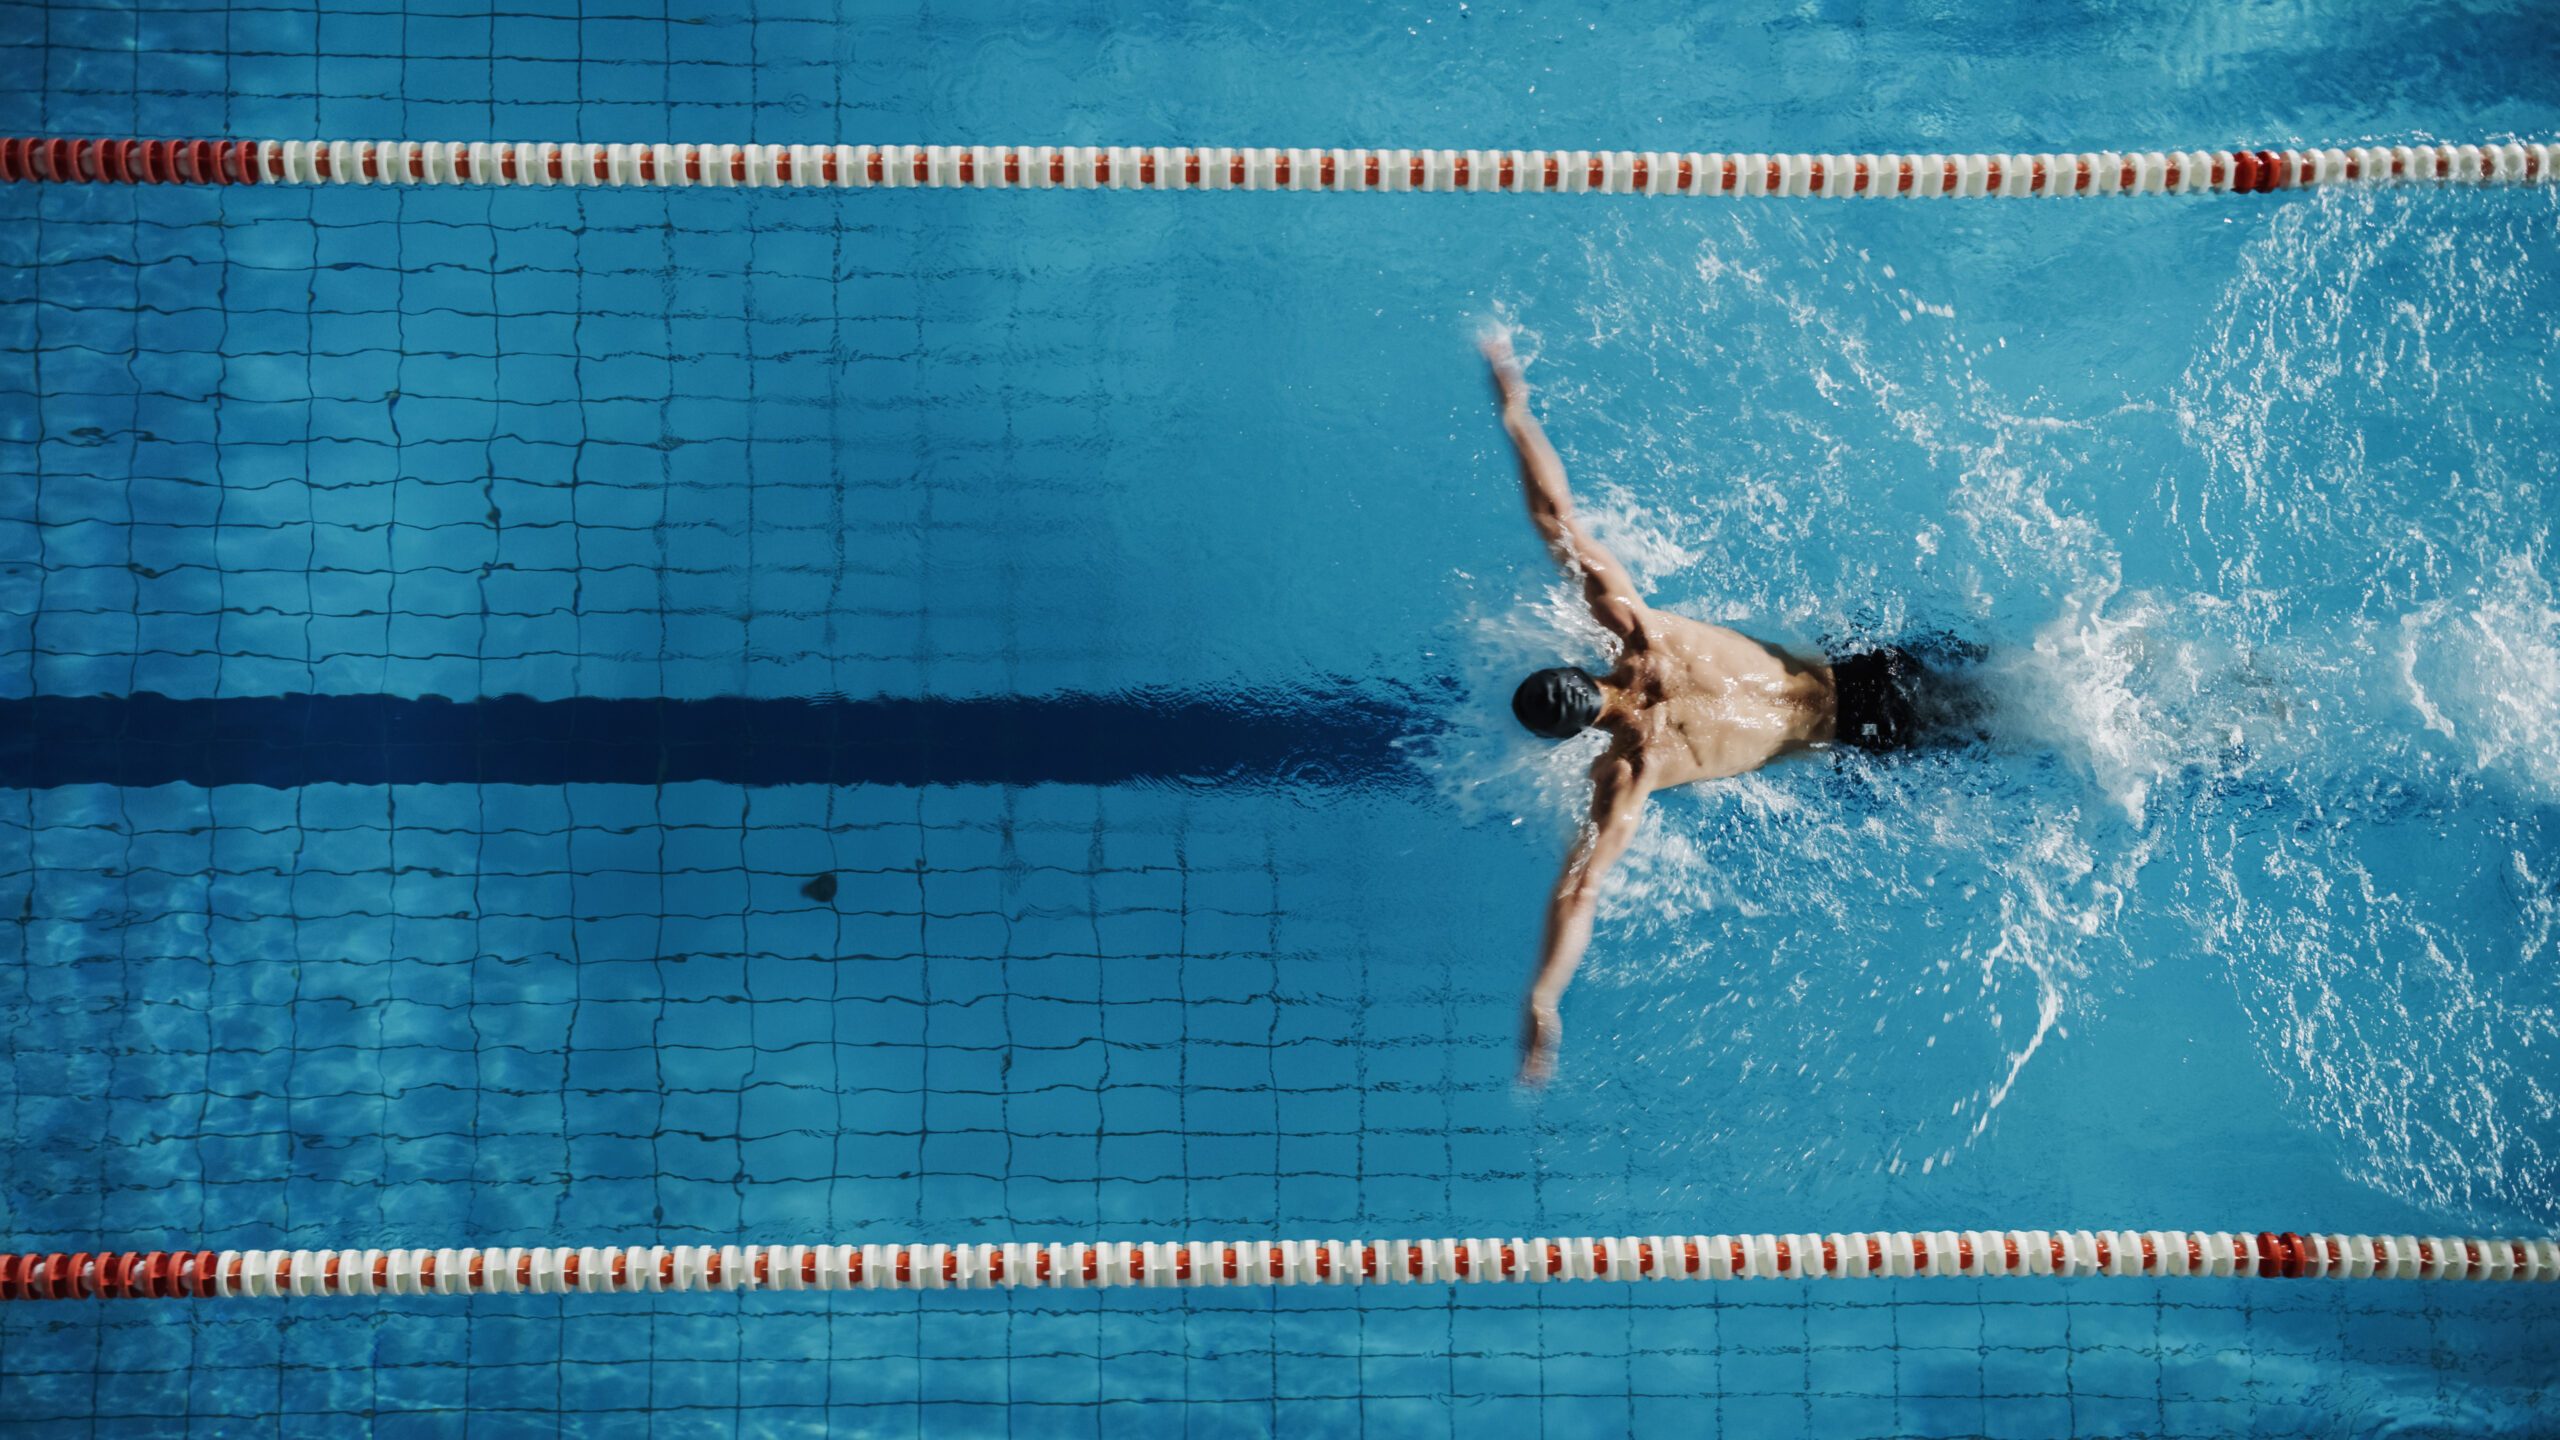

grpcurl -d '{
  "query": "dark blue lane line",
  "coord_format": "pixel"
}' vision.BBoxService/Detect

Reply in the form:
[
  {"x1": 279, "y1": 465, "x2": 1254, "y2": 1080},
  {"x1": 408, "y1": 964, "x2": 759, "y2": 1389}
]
[{"x1": 0, "y1": 690, "x2": 1436, "y2": 790}]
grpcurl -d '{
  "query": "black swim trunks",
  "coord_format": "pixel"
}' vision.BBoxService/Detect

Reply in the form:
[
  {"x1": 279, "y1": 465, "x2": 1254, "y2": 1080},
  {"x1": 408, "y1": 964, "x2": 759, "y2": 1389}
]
[{"x1": 1830, "y1": 647, "x2": 1932, "y2": 752}]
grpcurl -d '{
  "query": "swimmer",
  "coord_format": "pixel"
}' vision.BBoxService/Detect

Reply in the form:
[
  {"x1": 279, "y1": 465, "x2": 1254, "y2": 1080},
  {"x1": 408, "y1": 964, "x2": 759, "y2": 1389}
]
[{"x1": 1484, "y1": 330, "x2": 1967, "y2": 1084}]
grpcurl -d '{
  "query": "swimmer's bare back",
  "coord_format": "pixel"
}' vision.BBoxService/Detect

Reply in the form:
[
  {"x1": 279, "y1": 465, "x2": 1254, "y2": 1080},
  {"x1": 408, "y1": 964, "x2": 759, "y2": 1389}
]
[
  {"x1": 1482, "y1": 330, "x2": 1835, "y2": 1085},
  {"x1": 1605, "y1": 613, "x2": 1838, "y2": 788}
]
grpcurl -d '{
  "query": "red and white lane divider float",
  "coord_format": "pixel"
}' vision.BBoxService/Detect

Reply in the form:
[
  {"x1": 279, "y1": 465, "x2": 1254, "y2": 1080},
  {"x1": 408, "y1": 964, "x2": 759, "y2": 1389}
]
[
  {"x1": 0, "y1": 137, "x2": 2552, "y2": 197},
  {"x1": 4, "y1": 1231, "x2": 2556, "y2": 1298}
]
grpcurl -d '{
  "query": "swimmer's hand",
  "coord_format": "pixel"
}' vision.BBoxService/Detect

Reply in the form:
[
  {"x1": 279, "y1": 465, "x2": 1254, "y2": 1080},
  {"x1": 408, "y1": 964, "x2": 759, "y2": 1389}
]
[
  {"x1": 1517, "y1": 999, "x2": 1561, "y2": 1087},
  {"x1": 1479, "y1": 327, "x2": 1527, "y2": 409}
]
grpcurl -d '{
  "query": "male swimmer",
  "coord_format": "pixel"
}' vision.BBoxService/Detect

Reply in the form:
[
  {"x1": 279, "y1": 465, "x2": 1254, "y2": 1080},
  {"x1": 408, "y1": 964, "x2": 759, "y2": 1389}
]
[{"x1": 1484, "y1": 331, "x2": 1972, "y2": 1084}]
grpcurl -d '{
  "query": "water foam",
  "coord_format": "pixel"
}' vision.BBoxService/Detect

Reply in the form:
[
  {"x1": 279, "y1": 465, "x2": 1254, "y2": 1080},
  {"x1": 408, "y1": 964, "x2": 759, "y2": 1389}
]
[
  {"x1": 2168, "y1": 187, "x2": 2560, "y2": 1225},
  {"x1": 2399, "y1": 553, "x2": 2560, "y2": 799}
]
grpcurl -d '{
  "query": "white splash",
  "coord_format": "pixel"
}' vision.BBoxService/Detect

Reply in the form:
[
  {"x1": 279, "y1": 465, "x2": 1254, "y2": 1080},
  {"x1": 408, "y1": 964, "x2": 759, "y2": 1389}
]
[
  {"x1": 2398, "y1": 553, "x2": 2560, "y2": 799},
  {"x1": 2168, "y1": 186, "x2": 2560, "y2": 1226}
]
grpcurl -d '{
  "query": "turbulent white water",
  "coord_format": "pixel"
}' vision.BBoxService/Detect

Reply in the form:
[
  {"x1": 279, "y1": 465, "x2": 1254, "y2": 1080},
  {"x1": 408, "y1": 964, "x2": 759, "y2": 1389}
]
[
  {"x1": 1425, "y1": 191, "x2": 2560, "y2": 1218},
  {"x1": 2165, "y1": 190, "x2": 2560, "y2": 1225}
]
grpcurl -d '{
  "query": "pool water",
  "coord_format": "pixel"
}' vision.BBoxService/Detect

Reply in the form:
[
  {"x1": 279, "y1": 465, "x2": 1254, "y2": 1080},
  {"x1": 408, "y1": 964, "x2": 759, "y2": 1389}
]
[{"x1": 5, "y1": 0, "x2": 2559, "y2": 1434}]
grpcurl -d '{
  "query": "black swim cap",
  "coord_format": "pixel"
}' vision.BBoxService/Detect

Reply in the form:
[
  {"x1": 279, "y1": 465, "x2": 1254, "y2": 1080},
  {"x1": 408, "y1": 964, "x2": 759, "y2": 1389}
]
[{"x1": 1512, "y1": 667, "x2": 1604, "y2": 739}]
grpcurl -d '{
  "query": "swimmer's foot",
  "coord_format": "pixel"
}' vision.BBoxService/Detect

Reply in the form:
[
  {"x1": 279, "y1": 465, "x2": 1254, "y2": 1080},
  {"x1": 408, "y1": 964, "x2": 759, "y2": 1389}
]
[
  {"x1": 1517, "y1": 1000, "x2": 1560, "y2": 1087},
  {"x1": 1479, "y1": 327, "x2": 1527, "y2": 407}
]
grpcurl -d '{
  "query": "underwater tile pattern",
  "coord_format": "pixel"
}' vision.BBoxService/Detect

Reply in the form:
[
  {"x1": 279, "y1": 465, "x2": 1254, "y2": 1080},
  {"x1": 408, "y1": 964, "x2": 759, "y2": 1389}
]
[{"x1": 6, "y1": 0, "x2": 2560, "y2": 1434}]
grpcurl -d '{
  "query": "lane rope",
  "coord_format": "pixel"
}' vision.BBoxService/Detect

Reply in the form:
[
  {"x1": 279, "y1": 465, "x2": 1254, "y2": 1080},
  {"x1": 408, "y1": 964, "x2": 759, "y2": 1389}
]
[
  {"x1": 0, "y1": 137, "x2": 2551, "y2": 197},
  {"x1": 5, "y1": 1231, "x2": 2556, "y2": 1298}
]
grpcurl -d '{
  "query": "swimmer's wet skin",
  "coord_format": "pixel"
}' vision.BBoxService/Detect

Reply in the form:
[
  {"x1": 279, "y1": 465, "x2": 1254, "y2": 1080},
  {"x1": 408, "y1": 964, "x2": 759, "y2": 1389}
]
[{"x1": 1482, "y1": 331, "x2": 1973, "y2": 1084}]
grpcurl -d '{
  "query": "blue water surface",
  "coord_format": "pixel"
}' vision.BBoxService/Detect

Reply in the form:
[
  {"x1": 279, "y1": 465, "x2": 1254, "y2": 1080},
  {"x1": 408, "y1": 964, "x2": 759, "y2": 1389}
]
[{"x1": 3, "y1": 0, "x2": 2559, "y2": 1434}]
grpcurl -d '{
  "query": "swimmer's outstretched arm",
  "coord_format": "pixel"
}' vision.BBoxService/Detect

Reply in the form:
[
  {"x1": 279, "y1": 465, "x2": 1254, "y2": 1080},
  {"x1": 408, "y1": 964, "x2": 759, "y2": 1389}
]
[
  {"x1": 1521, "y1": 751, "x2": 1650, "y2": 1085},
  {"x1": 1481, "y1": 330, "x2": 1647, "y2": 645}
]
